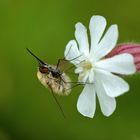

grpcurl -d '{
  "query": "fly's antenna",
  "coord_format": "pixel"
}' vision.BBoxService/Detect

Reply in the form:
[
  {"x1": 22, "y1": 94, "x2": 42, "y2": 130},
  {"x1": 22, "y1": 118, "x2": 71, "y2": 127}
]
[{"x1": 26, "y1": 48, "x2": 46, "y2": 66}]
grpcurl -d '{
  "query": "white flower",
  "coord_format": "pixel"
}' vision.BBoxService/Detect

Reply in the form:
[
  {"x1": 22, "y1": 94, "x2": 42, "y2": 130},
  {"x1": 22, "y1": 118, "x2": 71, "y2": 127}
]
[{"x1": 64, "y1": 15, "x2": 136, "y2": 118}]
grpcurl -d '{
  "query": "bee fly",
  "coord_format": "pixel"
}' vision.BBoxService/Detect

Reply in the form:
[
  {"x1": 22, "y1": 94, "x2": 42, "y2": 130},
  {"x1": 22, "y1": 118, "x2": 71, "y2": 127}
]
[{"x1": 26, "y1": 48, "x2": 72, "y2": 118}]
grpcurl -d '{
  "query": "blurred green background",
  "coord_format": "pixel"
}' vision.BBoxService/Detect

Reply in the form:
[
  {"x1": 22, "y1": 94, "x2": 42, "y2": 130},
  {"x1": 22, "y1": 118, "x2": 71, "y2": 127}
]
[{"x1": 0, "y1": 0, "x2": 140, "y2": 140}]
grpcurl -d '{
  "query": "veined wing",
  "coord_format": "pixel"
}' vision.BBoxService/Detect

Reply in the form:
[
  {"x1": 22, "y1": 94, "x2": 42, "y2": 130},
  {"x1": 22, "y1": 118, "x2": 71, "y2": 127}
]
[{"x1": 56, "y1": 58, "x2": 74, "y2": 73}]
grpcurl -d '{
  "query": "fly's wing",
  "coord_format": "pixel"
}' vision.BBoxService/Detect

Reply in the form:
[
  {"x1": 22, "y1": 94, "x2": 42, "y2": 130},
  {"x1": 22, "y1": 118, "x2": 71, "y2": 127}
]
[
  {"x1": 56, "y1": 58, "x2": 78, "y2": 85},
  {"x1": 56, "y1": 52, "x2": 84, "y2": 73},
  {"x1": 56, "y1": 58, "x2": 74, "y2": 73}
]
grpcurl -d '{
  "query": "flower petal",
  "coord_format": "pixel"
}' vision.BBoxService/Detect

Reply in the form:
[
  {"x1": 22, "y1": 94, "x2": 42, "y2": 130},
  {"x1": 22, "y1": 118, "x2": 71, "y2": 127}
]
[
  {"x1": 75, "y1": 23, "x2": 89, "y2": 56},
  {"x1": 95, "y1": 69, "x2": 129, "y2": 97},
  {"x1": 93, "y1": 25, "x2": 118, "y2": 62},
  {"x1": 107, "y1": 43, "x2": 140, "y2": 71},
  {"x1": 77, "y1": 84, "x2": 96, "y2": 118},
  {"x1": 88, "y1": 69, "x2": 94, "y2": 83},
  {"x1": 95, "y1": 53, "x2": 136, "y2": 75},
  {"x1": 89, "y1": 16, "x2": 106, "y2": 53},
  {"x1": 95, "y1": 78, "x2": 116, "y2": 116},
  {"x1": 78, "y1": 71, "x2": 89, "y2": 83},
  {"x1": 75, "y1": 67, "x2": 83, "y2": 74},
  {"x1": 64, "y1": 40, "x2": 82, "y2": 65}
]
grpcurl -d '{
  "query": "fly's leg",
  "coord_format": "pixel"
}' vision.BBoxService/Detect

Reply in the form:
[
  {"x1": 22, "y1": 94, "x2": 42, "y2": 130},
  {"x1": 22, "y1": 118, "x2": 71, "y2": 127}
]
[{"x1": 46, "y1": 81, "x2": 66, "y2": 118}]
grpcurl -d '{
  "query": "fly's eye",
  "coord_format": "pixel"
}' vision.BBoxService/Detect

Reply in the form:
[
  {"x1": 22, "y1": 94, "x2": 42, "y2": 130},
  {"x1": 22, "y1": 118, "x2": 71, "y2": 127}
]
[{"x1": 39, "y1": 67, "x2": 49, "y2": 74}]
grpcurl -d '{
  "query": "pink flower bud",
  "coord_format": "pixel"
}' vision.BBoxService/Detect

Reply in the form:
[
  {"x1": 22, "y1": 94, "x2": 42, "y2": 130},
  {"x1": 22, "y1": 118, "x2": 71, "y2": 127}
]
[{"x1": 107, "y1": 43, "x2": 140, "y2": 71}]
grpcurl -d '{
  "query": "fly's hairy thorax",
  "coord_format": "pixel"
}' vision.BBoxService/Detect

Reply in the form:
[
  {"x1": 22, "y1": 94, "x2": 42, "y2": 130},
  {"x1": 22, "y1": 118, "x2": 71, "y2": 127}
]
[{"x1": 37, "y1": 65, "x2": 71, "y2": 96}]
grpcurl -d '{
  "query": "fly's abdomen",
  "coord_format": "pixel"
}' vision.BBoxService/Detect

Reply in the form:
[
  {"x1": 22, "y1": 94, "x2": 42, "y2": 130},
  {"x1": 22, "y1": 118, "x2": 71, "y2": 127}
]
[{"x1": 37, "y1": 71, "x2": 71, "y2": 96}]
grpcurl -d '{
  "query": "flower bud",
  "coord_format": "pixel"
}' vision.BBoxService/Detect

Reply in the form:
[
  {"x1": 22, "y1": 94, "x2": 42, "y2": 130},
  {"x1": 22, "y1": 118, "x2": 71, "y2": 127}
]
[{"x1": 107, "y1": 43, "x2": 140, "y2": 71}]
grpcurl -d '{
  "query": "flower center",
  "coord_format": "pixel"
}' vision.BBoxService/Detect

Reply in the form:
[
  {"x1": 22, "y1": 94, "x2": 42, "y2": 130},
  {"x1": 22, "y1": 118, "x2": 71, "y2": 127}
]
[{"x1": 80, "y1": 60, "x2": 93, "y2": 72}]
